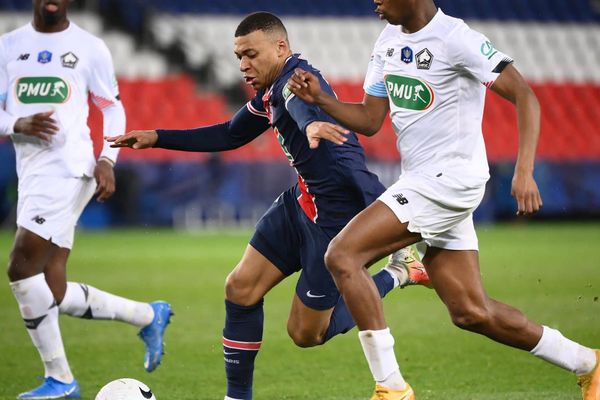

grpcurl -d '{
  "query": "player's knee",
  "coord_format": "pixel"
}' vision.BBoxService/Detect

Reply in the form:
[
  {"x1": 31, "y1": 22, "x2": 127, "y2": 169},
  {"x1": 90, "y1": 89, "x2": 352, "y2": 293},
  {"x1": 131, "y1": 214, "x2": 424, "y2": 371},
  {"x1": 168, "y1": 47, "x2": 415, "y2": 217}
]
[
  {"x1": 224, "y1": 271, "x2": 260, "y2": 306},
  {"x1": 449, "y1": 304, "x2": 490, "y2": 331},
  {"x1": 7, "y1": 244, "x2": 31, "y2": 281},
  {"x1": 324, "y1": 237, "x2": 352, "y2": 277},
  {"x1": 287, "y1": 324, "x2": 323, "y2": 348}
]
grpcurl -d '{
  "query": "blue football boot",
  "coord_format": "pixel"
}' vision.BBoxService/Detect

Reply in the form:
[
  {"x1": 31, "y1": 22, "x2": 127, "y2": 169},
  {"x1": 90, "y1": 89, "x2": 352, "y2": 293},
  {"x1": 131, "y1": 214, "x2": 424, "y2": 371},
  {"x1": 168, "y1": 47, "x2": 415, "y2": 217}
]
[
  {"x1": 138, "y1": 301, "x2": 173, "y2": 372},
  {"x1": 17, "y1": 377, "x2": 80, "y2": 399}
]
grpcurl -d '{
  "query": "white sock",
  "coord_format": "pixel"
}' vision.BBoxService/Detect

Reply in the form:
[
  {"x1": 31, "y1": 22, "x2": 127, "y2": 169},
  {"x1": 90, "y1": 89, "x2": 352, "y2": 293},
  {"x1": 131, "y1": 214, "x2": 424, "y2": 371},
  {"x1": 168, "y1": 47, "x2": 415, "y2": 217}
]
[
  {"x1": 10, "y1": 274, "x2": 74, "y2": 383},
  {"x1": 531, "y1": 325, "x2": 597, "y2": 375},
  {"x1": 59, "y1": 282, "x2": 154, "y2": 328},
  {"x1": 358, "y1": 328, "x2": 407, "y2": 390}
]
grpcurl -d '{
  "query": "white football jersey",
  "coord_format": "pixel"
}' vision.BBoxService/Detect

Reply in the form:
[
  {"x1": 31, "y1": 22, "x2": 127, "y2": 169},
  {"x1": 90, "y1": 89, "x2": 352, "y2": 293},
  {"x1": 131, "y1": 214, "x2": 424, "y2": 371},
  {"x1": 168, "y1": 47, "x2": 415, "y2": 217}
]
[
  {"x1": 0, "y1": 22, "x2": 122, "y2": 179},
  {"x1": 364, "y1": 9, "x2": 513, "y2": 183}
]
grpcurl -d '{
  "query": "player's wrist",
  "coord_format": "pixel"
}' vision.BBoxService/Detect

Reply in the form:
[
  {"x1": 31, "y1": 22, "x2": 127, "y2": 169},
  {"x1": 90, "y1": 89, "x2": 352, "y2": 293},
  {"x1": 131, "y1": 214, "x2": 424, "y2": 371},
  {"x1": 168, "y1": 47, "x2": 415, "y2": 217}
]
[{"x1": 97, "y1": 156, "x2": 116, "y2": 168}]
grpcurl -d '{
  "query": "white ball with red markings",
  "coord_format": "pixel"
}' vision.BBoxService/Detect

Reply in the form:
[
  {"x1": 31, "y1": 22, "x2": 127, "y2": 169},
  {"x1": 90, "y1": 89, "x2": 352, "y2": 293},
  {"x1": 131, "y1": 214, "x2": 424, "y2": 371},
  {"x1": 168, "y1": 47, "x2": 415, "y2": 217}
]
[{"x1": 95, "y1": 378, "x2": 156, "y2": 400}]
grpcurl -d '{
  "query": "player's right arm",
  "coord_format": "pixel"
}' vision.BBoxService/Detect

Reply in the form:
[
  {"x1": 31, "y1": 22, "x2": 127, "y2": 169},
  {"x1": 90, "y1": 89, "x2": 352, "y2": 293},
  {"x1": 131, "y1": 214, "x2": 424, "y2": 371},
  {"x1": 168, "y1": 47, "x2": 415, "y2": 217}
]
[
  {"x1": 0, "y1": 38, "x2": 58, "y2": 140},
  {"x1": 288, "y1": 69, "x2": 389, "y2": 137},
  {"x1": 107, "y1": 104, "x2": 270, "y2": 151}
]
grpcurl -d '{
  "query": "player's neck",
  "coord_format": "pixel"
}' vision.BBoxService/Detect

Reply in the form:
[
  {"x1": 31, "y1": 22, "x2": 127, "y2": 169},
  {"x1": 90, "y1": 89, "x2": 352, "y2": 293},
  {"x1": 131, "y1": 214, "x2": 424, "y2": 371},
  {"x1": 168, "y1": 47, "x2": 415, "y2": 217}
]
[
  {"x1": 33, "y1": 15, "x2": 70, "y2": 33},
  {"x1": 401, "y1": 5, "x2": 437, "y2": 34}
]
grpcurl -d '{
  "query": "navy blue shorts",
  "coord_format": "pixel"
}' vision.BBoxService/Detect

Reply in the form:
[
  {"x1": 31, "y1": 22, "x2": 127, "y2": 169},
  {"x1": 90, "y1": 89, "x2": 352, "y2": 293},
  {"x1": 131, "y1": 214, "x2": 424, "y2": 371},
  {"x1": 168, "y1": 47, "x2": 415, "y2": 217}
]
[{"x1": 250, "y1": 188, "x2": 343, "y2": 310}]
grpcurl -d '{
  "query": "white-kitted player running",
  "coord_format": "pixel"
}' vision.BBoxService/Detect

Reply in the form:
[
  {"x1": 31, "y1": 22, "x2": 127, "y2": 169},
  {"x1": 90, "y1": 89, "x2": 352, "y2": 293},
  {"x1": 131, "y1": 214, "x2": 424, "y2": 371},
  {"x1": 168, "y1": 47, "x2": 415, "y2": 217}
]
[
  {"x1": 0, "y1": 1, "x2": 172, "y2": 399},
  {"x1": 287, "y1": 0, "x2": 599, "y2": 399}
]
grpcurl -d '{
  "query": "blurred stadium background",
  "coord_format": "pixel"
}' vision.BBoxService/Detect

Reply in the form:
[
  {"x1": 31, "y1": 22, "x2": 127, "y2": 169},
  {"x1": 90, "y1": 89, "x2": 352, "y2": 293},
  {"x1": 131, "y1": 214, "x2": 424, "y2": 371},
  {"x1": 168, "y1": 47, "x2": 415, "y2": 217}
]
[{"x1": 0, "y1": 0, "x2": 599, "y2": 229}]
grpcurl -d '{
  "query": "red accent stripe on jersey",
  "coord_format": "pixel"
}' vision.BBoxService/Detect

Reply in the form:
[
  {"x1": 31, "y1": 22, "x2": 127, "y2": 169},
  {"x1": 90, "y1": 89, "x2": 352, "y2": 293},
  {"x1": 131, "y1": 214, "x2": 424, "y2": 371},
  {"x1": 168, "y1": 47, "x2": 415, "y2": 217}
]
[
  {"x1": 90, "y1": 92, "x2": 115, "y2": 110},
  {"x1": 296, "y1": 175, "x2": 317, "y2": 223},
  {"x1": 222, "y1": 337, "x2": 262, "y2": 351},
  {"x1": 246, "y1": 102, "x2": 269, "y2": 118},
  {"x1": 483, "y1": 81, "x2": 494, "y2": 89}
]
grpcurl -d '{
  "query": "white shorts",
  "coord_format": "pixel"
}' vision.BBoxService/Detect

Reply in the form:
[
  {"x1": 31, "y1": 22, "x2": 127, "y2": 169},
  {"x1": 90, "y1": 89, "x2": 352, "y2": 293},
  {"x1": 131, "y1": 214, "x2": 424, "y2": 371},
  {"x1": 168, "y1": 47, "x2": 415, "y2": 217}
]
[
  {"x1": 17, "y1": 175, "x2": 97, "y2": 249},
  {"x1": 378, "y1": 171, "x2": 486, "y2": 251}
]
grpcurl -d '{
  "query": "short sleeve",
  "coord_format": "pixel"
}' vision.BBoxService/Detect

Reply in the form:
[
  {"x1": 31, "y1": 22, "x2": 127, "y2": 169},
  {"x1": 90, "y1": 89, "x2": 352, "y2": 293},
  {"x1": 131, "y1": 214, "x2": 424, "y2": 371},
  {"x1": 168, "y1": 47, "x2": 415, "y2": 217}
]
[
  {"x1": 89, "y1": 40, "x2": 121, "y2": 109},
  {"x1": 0, "y1": 38, "x2": 8, "y2": 107},
  {"x1": 363, "y1": 50, "x2": 387, "y2": 98},
  {"x1": 447, "y1": 25, "x2": 513, "y2": 88}
]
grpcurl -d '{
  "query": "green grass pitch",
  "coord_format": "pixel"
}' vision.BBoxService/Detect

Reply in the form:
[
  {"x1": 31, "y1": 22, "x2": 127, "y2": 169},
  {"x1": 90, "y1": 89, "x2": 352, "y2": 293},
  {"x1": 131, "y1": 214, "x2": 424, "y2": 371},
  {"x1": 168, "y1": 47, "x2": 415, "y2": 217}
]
[{"x1": 0, "y1": 223, "x2": 599, "y2": 399}]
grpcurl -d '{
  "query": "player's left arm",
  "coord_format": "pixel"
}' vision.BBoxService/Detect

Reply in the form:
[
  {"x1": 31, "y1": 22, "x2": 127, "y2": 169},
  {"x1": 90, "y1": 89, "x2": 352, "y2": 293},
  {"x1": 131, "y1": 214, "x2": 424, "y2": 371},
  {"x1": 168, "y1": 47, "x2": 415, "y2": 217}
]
[
  {"x1": 89, "y1": 40, "x2": 125, "y2": 203},
  {"x1": 491, "y1": 64, "x2": 543, "y2": 216}
]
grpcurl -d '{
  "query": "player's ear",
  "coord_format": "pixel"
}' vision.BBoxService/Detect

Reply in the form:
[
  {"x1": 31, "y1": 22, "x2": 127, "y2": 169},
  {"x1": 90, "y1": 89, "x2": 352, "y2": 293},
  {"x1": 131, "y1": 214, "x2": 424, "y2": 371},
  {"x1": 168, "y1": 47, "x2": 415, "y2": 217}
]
[{"x1": 276, "y1": 38, "x2": 289, "y2": 57}]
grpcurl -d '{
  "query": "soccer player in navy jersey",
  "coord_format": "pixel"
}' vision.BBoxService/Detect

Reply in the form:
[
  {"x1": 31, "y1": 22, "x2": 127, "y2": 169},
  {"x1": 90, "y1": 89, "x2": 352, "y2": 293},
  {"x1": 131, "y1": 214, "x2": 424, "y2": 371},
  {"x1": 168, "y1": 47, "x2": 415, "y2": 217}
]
[{"x1": 108, "y1": 12, "x2": 430, "y2": 400}]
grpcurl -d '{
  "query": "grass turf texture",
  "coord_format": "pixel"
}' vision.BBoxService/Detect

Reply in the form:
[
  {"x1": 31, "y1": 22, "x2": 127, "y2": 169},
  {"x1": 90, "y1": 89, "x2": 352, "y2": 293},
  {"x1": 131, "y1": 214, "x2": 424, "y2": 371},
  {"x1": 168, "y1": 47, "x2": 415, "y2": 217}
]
[{"x1": 0, "y1": 223, "x2": 598, "y2": 399}]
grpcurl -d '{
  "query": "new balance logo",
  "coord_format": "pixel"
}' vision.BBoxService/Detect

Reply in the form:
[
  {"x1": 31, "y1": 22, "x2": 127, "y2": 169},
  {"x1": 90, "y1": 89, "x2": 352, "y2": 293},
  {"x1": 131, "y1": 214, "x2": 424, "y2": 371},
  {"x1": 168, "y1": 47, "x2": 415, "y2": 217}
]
[
  {"x1": 17, "y1": 53, "x2": 30, "y2": 61},
  {"x1": 393, "y1": 193, "x2": 409, "y2": 205},
  {"x1": 32, "y1": 215, "x2": 46, "y2": 224}
]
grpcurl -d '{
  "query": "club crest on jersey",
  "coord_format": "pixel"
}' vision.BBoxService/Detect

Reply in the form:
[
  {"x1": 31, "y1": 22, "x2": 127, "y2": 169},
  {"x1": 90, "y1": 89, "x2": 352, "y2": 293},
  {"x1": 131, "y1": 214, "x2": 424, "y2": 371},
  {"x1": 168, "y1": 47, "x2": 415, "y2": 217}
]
[
  {"x1": 401, "y1": 46, "x2": 413, "y2": 64},
  {"x1": 37, "y1": 50, "x2": 52, "y2": 64},
  {"x1": 416, "y1": 48, "x2": 433, "y2": 70},
  {"x1": 61, "y1": 52, "x2": 79, "y2": 69},
  {"x1": 384, "y1": 74, "x2": 434, "y2": 111},
  {"x1": 16, "y1": 77, "x2": 70, "y2": 104}
]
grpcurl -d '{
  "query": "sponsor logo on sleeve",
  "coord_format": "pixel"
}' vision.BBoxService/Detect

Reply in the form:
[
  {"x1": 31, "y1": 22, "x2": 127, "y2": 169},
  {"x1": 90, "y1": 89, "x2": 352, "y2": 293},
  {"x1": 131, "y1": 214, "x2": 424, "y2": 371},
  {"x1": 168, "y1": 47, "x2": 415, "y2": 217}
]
[
  {"x1": 384, "y1": 74, "x2": 434, "y2": 111},
  {"x1": 16, "y1": 77, "x2": 70, "y2": 104},
  {"x1": 480, "y1": 40, "x2": 498, "y2": 60}
]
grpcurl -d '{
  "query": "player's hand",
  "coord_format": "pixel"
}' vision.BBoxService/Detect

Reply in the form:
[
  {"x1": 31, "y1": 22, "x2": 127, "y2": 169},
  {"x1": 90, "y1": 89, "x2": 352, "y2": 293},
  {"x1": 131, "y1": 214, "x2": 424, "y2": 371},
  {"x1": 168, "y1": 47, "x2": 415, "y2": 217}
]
[
  {"x1": 13, "y1": 111, "x2": 58, "y2": 141},
  {"x1": 106, "y1": 130, "x2": 158, "y2": 149},
  {"x1": 511, "y1": 170, "x2": 543, "y2": 216},
  {"x1": 94, "y1": 158, "x2": 116, "y2": 203},
  {"x1": 305, "y1": 121, "x2": 349, "y2": 149},
  {"x1": 287, "y1": 68, "x2": 324, "y2": 104}
]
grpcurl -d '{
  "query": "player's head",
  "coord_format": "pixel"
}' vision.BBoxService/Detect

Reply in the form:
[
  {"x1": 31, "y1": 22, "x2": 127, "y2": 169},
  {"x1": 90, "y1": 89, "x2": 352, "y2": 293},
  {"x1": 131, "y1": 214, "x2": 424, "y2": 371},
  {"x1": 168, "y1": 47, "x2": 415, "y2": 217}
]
[
  {"x1": 373, "y1": 0, "x2": 436, "y2": 26},
  {"x1": 234, "y1": 12, "x2": 292, "y2": 91},
  {"x1": 33, "y1": 0, "x2": 72, "y2": 29}
]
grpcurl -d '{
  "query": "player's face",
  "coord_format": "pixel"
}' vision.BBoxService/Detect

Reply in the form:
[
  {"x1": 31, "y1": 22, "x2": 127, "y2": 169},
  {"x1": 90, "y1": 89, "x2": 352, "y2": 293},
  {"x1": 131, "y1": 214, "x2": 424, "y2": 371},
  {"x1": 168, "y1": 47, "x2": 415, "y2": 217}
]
[
  {"x1": 373, "y1": 0, "x2": 415, "y2": 25},
  {"x1": 234, "y1": 30, "x2": 287, "y2": 91},
  {"x1": 33, "y1": 0, "x2": 70, "y2": 26}
]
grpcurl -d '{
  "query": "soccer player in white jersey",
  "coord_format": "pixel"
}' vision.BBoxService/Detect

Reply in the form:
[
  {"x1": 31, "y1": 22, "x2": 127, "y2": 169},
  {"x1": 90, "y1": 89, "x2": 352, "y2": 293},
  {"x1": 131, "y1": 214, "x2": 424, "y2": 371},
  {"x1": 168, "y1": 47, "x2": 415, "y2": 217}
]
[
  {"x1": 288, "y1": 0, "x2": 599, "y2": 399},
  {"x1": 0, "y1": 1, "x2": 172, "y2": 398}
]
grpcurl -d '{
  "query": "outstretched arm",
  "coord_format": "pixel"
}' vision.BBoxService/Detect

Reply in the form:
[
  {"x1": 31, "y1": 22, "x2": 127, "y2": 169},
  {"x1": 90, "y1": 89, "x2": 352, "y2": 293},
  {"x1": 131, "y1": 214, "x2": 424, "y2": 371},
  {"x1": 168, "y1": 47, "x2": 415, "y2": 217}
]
[
  {"x1": 107, "y1": 105, "x2": 270, "y2": 151},
  {"x1": 491, "y1": 64, "x2": 543, "y2": 215},
  {"x1": 288, "y1": 68, "x2": 389, "y2": 136}
]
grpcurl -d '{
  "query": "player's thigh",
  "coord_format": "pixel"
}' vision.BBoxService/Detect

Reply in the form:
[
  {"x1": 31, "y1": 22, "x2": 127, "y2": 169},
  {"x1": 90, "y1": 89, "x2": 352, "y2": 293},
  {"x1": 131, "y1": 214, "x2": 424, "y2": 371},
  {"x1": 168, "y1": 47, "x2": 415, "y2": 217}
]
[
  {"x1": 16, "y1": 175, "x2": 95, "y2": 250},
  {"x1": 225, "y1": 244, "x2": 286, "y2": 306},
  {"x1": 423, "y1": 247, "x2": 488, "y2": 314},
  {"x1": 7, "y1": 227, "x2": 56, "y2": 281},
  {"x1": 44, "y1": 247, "x2": 70, "y2": 302},
  {"x1": 329, "y1": 200, "x2": 421, "y2": 268}
]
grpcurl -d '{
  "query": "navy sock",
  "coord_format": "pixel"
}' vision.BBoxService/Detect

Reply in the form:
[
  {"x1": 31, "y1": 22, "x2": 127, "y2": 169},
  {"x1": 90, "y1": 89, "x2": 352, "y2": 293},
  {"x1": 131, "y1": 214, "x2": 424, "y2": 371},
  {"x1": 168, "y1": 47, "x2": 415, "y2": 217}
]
[
  {"x1": 223, "y1": 299, "x2": 264, "y2": 400},
  {"x1": 322, "y1": 269, "x2": 394, "y2": 343}
]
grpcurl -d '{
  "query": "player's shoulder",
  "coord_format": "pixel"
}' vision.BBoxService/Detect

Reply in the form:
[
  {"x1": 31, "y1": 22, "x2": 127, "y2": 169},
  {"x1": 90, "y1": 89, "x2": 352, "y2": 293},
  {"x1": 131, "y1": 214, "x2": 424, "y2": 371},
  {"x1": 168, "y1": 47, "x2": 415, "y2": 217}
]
[
  {"x1": 437, "y1": 10, "x2": 479, "y2": 42},
  {"x1": 0, "y1": 23, "x2": 32, "y2": 47},
  {"x1": 69, "y1": 22, "x2": 108, "y2": 51}
]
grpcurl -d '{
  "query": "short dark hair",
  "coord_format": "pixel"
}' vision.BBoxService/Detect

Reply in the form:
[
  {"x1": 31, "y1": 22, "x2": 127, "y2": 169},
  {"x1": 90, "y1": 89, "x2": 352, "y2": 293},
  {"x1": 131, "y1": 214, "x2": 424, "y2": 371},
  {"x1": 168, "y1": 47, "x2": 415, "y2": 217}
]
[{"x1": 235, "y1": 12, "x2": 287, "y2": 38}]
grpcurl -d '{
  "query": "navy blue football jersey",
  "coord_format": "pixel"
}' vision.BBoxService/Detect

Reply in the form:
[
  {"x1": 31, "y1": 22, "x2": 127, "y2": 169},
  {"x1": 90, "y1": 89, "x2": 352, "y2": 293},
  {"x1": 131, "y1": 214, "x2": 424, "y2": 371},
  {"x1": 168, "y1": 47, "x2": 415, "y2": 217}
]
[{"x1": 156, "y1": 54, "x2": 385, "y2": 229}]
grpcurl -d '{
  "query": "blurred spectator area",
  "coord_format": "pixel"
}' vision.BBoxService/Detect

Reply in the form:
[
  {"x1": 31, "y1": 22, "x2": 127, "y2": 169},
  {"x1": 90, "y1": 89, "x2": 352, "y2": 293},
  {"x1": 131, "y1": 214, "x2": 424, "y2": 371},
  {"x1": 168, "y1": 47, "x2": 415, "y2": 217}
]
[{"x1": 1, "y1": 1, "x2": 599, "y2": 227}]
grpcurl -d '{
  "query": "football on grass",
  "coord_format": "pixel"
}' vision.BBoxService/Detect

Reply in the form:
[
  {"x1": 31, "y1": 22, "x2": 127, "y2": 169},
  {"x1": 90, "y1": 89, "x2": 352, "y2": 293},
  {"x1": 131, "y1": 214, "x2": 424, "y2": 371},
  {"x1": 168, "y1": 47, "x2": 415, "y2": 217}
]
[{"x1": 95, "y1": 378, "x2": 157, "y2": 400}]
